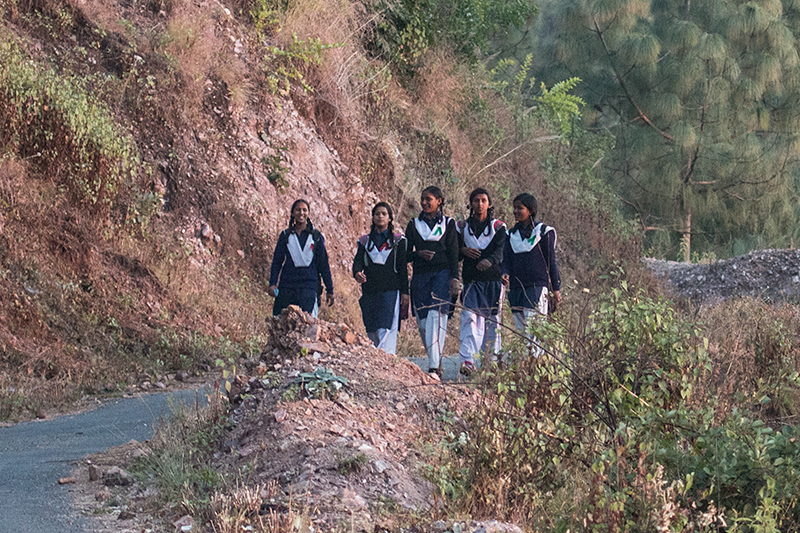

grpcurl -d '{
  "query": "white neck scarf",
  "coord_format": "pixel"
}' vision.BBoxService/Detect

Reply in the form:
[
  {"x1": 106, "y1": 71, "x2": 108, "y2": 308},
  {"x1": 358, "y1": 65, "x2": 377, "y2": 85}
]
[
  {"x1": 509, "y1": 222, "x2": 556, "y2": 254},
  {"x1": 414, "y1": 217, "x2": 449, "y2": 242},
  {"x1": 287, "y1": 232, "x2": 314, "y2": 267},
  {"x1": 457, "y1": 219, "x2": 505, "y2": 250}
]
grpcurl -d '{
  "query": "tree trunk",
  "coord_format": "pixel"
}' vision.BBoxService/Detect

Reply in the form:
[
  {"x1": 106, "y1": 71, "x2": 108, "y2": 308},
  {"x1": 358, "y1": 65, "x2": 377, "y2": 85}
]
[{"x1": 683, "y1": 212, "x2": 691, "y2": 263}]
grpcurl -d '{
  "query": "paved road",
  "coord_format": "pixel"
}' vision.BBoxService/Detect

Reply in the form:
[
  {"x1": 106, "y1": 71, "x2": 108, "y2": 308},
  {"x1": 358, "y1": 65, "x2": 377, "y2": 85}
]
[
  {"x1": 409, "y1": 354, "x2": 464, "y2": 382},
  {"x1": 0, "y1": 388, "x2": 208, "y2": 533},
  {"x1": 0, "y1": 356, "x2": 457, "y2": 533}
]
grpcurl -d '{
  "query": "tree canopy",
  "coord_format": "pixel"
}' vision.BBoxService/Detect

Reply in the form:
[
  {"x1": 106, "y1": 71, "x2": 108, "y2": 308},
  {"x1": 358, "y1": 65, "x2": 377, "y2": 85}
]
[{"x1": 536, "y1": 0, "x2": 800, "y2": 259}]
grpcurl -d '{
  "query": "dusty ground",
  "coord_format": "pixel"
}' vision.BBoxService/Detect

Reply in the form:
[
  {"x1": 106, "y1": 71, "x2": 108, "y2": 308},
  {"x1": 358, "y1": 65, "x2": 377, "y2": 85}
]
[
  {"x1": 73, "y1": 306, "x2": 492, "y2": 532},
  {"x1": 645, "y1": 249, "x2": 800, "y2": 305}
]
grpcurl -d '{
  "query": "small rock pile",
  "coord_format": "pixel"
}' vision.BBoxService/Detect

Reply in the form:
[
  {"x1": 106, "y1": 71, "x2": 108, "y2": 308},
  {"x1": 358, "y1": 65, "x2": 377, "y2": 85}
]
[
  {"x1": 260, "y1": 304, "x2": 359, "y2": 368},
  {"x1": 645, "y1": 249, "x2": 800, "y2": 305}
]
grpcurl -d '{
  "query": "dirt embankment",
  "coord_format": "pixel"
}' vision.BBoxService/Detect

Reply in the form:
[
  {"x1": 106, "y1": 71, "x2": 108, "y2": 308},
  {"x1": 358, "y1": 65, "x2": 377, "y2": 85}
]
[
  {"x1": 74, "y1": 306, "x2": 519, "y2": 532},
  {"x1": 645, "y1": 249, "x2": 800, "y2": 305}
]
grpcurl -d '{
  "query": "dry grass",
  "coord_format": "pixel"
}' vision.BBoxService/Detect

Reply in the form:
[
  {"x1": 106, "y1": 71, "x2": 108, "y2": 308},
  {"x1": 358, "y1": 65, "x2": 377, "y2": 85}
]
[
  {"x1": 279, "y1": 0, "x2": 376, "y2": 126},
  {"x1": 699, "y1": 297, "x2": 800, "y2": 420}
]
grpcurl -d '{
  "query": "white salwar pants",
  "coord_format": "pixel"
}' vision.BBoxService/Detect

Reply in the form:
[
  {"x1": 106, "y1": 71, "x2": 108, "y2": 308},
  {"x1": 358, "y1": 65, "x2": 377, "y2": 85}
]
[
  {"x1": 512, "y1": 287, "x2": 548, "y2": 357},
  {"x1": 459, "y1": 310, "x2": 499, "y2": 365},
  {"x1": 418, "y1": 310, "x2": 448, "y2": 371}
]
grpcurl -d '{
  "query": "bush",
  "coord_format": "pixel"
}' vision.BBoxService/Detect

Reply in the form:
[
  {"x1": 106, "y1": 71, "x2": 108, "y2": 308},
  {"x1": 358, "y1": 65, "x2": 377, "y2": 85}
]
[
  {"x1": 460, "y1": 281, "x2": 800, "y2": 531},
  {"x1": 0, "y1": 38, "x2": 139, "y2": 209}
]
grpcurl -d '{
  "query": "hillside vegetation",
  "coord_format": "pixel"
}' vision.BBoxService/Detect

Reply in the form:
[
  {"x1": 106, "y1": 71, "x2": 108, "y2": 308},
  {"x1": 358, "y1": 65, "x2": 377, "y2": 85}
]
[
  {"x1": 5, "y1": 0, "x2": 800, "y2": 532},
  {"x1": 0, "y1": 0, "x2": 635, "y2": 419}
]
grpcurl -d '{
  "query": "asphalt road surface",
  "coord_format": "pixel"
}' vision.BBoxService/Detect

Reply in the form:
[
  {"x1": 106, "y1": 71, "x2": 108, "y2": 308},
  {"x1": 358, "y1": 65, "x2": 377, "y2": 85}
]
[
  {"x1": 0, "y1": 388, "x2": 208, "y2": 533},
  {"x1": 0, "y1": 357, "x2": 455, "y2": 533},
  {"x1": 409, "y1": 353, "x2": 462, "y2": 382}
]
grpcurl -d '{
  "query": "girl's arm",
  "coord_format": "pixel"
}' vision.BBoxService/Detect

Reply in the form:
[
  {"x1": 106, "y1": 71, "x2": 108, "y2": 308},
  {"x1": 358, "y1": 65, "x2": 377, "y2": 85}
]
[
  {"x1": 317, "y1": 234, "x2": 335, "y2": 294},
  {"x1": 501, "y1": 236, "x2": 512, "y2": 278},
  {"x1": 445, "y1": 219, "x2": 460, "y2": 279},
  {"x1": 545, "y1": 231, "x2": 561, "y2": 291},
  {"x1": 484, "y1": 225, "x2": 506, "y2": 267},
  {"x1": 396, "y1": 237, "x2": 409, "y2": 295},
  {"x1": 405, "y1": 220, "x2": 417, "y2": 263},
  {"x1": 352, "y1": 241, "x2": 366, "y2": 277},
  {"x1": 269, "y1": 231, "x2": 288, "y2": 287}
]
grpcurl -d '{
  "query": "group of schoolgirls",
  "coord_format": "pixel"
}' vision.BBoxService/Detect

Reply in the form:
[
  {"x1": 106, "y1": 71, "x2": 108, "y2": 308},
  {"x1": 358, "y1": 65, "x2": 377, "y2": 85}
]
[{"x1": 267, "y1": 188, "x2": 561, "y2": 380}]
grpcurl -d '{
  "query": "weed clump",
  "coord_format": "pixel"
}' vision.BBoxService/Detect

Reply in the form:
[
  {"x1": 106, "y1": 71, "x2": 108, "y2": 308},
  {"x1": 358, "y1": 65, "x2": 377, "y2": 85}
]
[
  {"x1": 0, "y1": 38, "x2": 139, "y2": 208},
  {"x1": 130, "y1": 396, "x2": 228, "y2": 518}
]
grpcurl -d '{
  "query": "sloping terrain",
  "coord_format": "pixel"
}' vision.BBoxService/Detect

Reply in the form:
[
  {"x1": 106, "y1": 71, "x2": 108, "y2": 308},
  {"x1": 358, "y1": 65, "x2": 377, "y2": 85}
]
[{"x1": 74, "y1": 307, "x2": 515, "y2": 532}]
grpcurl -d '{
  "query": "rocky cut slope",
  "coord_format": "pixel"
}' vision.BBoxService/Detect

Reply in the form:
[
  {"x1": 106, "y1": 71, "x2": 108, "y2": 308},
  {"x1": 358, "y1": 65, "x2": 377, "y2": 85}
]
[
  {"x1": 0, "y1": 0, "x2": 422, "y2": 416},
  {"x1": 645, "y1": 249, "x2": 800, "y2": 306}
]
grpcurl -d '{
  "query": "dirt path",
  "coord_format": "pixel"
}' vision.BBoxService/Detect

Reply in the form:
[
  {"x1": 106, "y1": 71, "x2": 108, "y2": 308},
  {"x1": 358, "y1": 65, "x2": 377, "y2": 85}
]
[{"x1": 0, "y1": 388, "x2": 207, "y2": 533}]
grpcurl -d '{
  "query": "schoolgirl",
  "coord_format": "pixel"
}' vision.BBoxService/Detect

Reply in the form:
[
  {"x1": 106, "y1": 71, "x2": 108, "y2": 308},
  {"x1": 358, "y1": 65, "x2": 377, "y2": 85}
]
[
  {"x1": 502, "y1": 193, "x2": 561, "y2": 346},
  {"x1": 406, "y1": 186, "x2": 460, "y2": 379},
  {"x1": 352, "y1": 202, "x2": 409, "y2": 355},
  {"x1": 456, "y1": 188, "x2": 507, "y2": 375},
  {"x1": 268, "y1": 199, "x2": 334, "y2": 317}
]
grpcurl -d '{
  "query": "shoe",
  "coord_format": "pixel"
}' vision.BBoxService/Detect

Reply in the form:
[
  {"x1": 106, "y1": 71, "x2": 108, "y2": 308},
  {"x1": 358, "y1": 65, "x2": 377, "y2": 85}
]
[
  {"x1": 428, "y1": 369, "x2": 441, "y2": 381},
  {"x1": 460, "y1": 361, "x2": 476, "y2": 376}
]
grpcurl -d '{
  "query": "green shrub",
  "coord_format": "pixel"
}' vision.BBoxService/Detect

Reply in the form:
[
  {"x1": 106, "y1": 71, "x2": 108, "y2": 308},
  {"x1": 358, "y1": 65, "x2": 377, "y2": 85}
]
[
  {"x1": 368, "y1": 0, "x2": 536, "y2": 73},
  {"x1": 264, "y1": 33, "x2": 340, "y2": 96},
  {"x1": 461, "y1": 280, "x2": 800, "y2": 531},
  {"x1": 0, "y1": 38, "x2": 139, "y2": 208},
  {"x1": 130, "y1": 399, "x2": 228, "y2": 514}
]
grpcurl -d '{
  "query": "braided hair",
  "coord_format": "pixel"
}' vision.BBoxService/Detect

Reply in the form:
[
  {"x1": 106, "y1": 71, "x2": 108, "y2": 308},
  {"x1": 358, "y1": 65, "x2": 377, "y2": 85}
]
[
  {"x1": 467, "y1": 187, "x2": 494, "y2": 237},
  {"x1": 369, "y1": 201, "x2": 395, "y2": 250},
  {"x1": 288, "y1": 198, "x2": 312, "y2": 231}
]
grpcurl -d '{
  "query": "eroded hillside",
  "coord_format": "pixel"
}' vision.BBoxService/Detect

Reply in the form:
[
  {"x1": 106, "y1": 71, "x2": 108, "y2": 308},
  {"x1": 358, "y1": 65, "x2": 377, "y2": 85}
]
[{"x1": 0, "y1": 0, "x2": 639, "y2": 422}]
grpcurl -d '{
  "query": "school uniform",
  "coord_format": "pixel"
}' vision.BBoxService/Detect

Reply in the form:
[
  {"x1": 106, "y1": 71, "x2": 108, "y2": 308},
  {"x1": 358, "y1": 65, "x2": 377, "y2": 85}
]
[
  {"x1": 406, "y1": 213, "x2": 459, "y2": 372},
  {"x1": 269, "y1": 222, "x2": 334, "y2": 317},
  {"x1": 352, "y1": 229, "x2": 408, "y2": 354},
  {"x1": 456, "y1": 217, "x2": 507, "y2": 366},
  {"x1": 502, "y1": 221, "x2": 561, "y2": 351}
]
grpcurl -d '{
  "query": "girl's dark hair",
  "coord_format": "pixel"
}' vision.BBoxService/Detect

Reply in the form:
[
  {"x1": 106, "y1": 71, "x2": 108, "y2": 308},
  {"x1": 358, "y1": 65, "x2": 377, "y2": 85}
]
[
  {"x1": 370, "y1": 202, "x2": 395, "y2": 248},
  {"x1": 468, "y1": 187, "x2": 494, "y2": 221},
  {"x1": 513, "y1": 193, "x2": 537, "y2": 221},
  {"x1": 421, "y1": 186, "x2": 445, "y2": 218},
  {"x1": 288, "y1": 198, "x2": 312, "y2": 229}
]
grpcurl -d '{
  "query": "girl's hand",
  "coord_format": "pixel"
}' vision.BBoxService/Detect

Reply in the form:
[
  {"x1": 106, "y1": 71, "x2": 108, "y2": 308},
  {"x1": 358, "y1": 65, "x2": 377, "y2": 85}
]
[
  {"x1": 449, "y1": 278, "x2": 462, "y2": 297},
  {"x1": 354, "y1": 272, "x2": 367, "y2": 284},
  {"x1": 552, "y1": 290, "x2": 562, "y2": 303},
  {"x1": 418, "y1": 250, "x2": 435, "y2": 261},
  {"x1": 501, "y1": 274, "x2": 510, "y2": 287},
  {"x1": 268, "y1": 285, "x2": 278, "y2": 297},
  {"x1": 461, "y1": 247, "x2": 481, "y2": 259},
  {"x1": 326, "y1": 293, "x2": 335, "y2": 306},
  {"x1": 476, "y1": 259, "x2": 492, "y2": 271}
]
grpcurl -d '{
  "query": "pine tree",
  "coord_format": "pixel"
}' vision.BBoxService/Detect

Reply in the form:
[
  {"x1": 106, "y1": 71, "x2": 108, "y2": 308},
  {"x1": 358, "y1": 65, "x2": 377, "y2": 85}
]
[{"x1": 538, "y1": 0, "x2": 800, "y2": 260}]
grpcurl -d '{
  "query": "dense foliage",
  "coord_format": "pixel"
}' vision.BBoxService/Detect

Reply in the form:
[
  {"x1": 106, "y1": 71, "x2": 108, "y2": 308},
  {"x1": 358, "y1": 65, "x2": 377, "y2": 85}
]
[
  {"x1": 367, "y1": 0, "x2": 537, "y2": 72},
  {"x1": 534, "y1": 0, "x2": 800, "y2": 260},
  {"x1": 441, "y1": 280, "x2": 800, "y2": 531},
  {"x1": 0, "y1": 38, "x2": 139, "y2": 208}
]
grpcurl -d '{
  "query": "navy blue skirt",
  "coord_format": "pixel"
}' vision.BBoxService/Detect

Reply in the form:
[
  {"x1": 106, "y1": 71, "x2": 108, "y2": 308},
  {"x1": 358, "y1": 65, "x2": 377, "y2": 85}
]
[
  {"x1": 273, "y1": 287, "x2": 318, "y2": 316},
  {"x1": 359, "y1": 290, "x2": 398, "y2": 332},
  {"x1": 508, "y1": 286, "x2": 545, "y2": 312},
  {"x1": 410, "y1": 269, "x2": 450, "y2": 320},
  {"x1": 461, "y1": 280, "x2": 502, "y2": 317}
]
